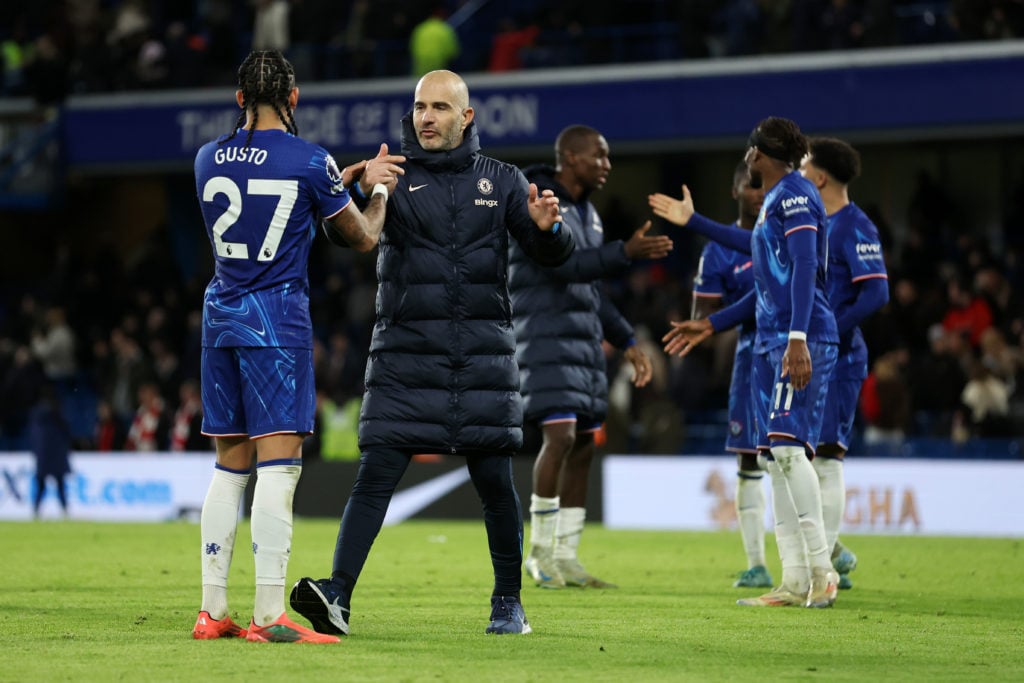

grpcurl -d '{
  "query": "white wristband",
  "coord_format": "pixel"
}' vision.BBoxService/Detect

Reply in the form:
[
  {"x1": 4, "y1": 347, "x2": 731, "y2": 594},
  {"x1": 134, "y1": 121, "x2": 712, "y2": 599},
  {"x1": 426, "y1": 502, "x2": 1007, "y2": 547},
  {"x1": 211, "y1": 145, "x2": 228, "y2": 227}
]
[
  {"x1": 788, "y1": 331, "x2": 807, "y2": 341},
  {"x1": 371, "y1": 183, "x2": 388, "y2": 201}
]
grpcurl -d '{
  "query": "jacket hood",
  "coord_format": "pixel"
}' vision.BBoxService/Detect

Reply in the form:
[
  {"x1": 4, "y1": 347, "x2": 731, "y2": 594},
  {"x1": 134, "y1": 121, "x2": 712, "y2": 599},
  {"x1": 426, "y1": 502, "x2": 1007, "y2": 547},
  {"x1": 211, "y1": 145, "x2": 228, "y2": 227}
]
[
  {"x1": 522, "y1": 163, "x2": 590, "y2": 204},
  {"x1": 401, "y1": 113, "x2": 480, "y2": 172}
]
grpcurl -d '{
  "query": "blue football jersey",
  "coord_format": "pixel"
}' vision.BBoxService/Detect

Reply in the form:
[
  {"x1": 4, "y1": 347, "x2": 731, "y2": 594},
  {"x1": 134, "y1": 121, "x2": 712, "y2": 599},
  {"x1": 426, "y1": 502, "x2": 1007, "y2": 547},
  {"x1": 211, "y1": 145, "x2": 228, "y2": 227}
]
[
  {"x1": 826, "y1": 202, "x2": 889, "y2": 379},
  {"x1": 750, "y1": 171, "x2": 837, "y2": 352},
  {"x1": 693, "y1": 237, "x2": 756, "y2": 352},
  {"x1": 194, "y1": 129, "x2": 352, "y2": 349}
]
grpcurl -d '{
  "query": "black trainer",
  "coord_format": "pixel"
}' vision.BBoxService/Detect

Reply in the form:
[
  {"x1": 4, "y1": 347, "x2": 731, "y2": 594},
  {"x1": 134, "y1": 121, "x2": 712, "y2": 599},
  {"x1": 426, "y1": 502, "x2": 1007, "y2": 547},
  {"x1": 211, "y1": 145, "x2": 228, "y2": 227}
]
[
  {"x1": 289, "y1": 577, "x2": 351, "y2": 636},
  {"x1": 485, "y1": 595, "x2": 532, "y2": 635}
]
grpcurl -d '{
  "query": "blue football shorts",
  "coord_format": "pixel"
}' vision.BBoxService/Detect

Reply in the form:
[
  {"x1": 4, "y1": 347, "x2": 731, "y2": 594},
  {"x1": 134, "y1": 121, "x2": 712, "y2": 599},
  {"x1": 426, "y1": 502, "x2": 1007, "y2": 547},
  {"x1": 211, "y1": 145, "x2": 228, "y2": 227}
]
[
  {"x1": 201, "y1": 346, "x2": 316, "y2": 439},
  {"x1": 752, "y1": 341, "x2": 838, "y2": 454},
  {"x1": 541, "y1": 412, "x2": 602, "y2": 433},
  {"x1": 726, "y1": 343, "x2": 757, "y2": 454},
  {"x1": 818, "y1": 377, "x2": 863, "y2": 452}
]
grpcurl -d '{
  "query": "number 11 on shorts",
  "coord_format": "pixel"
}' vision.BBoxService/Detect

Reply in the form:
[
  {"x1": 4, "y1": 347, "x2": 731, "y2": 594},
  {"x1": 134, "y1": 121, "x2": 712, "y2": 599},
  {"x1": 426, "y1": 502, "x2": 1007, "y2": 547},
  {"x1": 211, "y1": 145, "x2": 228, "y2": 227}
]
[{"x1": 774, "y1": 381, "x2": 794, "y2": 411}]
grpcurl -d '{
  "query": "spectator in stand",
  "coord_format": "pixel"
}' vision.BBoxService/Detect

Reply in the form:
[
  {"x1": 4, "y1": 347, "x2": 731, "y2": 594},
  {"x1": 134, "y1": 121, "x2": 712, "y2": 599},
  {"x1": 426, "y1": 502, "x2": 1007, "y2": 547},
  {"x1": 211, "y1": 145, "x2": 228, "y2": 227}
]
[
  {"x1": 859, "y1": 350, "x2": 911, "y2": 447},
  {"x1": 861, "y1": 276, "x2": 943, "y2": 358},
  {"x1": 124, "y1": 381, "x2": 171, "y2": 451},
  {"x1": 0, "y1": 345, "x2": 44, "y2": 450},
  {"x1": 957, "y1": 354, "x2": 1013, "y2": 438},
  {"x1": 22, "y1": 33, "x2": 69, "y2": 110},
  {"x1": 820, "y1": 0, "x2": 865, "y2": 50},
  {"x1": 488, "y1": 17, "x2": 540, "y2": 72},
  {"x1": 909, "y1": 325, "x2": 970, "y2": 436},
  {"x1": 409, "y1": 4, "x2": 460, "y2": 76},
  {"x1": 93, "y1": 399, "x2": 126, "y2": 452},
  {"x1": 942, "y1": 275, "x2": 994, "y2": 348},
  {"x1": 252, "y1": 0, "x2": 290, "y2": 51},
  {"x1": 107, "y1": 327, "x2": 151, "y2": 429},
  {"x1": 30, "y1": 305, "x2": 76, "y2": 388},
  {"x1": 977, "y1": 327, "x2": 1020, "y2": 393},
  {"x1": 149, "y1": 338, "x2": 182, "y2": 404},
  {"x1": 171, "y1": 379, "x2": 209, "y2": 452},
  {"x1": 974, "y1": 264, "x2": 1023, "y2": 336}
]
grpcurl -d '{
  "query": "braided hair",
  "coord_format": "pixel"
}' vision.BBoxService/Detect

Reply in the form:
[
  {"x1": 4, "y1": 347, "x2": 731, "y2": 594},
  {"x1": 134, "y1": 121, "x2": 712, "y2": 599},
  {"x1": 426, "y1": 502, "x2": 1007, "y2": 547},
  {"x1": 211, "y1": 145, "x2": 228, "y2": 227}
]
[{"x1": 220, "y1": 50, "x2": 299, "y2": 149}]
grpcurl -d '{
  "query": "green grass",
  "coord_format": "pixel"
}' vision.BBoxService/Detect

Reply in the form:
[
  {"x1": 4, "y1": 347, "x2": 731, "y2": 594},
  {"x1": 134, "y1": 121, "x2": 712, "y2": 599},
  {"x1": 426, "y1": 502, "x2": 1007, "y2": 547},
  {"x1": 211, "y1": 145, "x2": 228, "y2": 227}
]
[{"x1": 2, "y1": 520, "x2": 1022, "y2": 682}]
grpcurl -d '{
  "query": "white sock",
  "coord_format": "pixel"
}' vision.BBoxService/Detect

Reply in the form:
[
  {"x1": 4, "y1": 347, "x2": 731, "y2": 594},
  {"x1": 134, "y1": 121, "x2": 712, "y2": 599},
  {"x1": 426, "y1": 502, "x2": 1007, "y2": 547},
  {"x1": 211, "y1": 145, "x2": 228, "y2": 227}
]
[
  {"x1": 771, "y1": 445, "x2": 830, "y2": 570},
  {"x1": 529, "y1": 494, "x2": 559, "y2": 554},
  {"x1": 251, "y1": 461, "x2": 301, "y2": 625},
  {"x1": 735, "y1": 472, "x2": 767, "y2": 568},
  {"x1": 200, "y1": 466, "x2": 249, "y2": 620},
  {"x1": 813, "y1": 457, "x2": 845, "y2": 554},
  {"x1": 767, "y1": 460, "x2": 808, "y2": 593},
  {"x1": 554, "y1": 506, "x2": 586, "y2": 561}
]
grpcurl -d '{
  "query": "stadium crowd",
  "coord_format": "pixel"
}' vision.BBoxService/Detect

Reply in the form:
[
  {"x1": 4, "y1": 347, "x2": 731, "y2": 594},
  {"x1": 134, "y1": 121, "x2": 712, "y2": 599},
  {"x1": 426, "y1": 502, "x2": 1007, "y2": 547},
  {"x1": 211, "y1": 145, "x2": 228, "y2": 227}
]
[
  {"x1": 2, "y1": 1, "x2": 1024, "y2": 102},
  {"x1": 1, "y1": 0, "x2": 1023, "y2": 456}
]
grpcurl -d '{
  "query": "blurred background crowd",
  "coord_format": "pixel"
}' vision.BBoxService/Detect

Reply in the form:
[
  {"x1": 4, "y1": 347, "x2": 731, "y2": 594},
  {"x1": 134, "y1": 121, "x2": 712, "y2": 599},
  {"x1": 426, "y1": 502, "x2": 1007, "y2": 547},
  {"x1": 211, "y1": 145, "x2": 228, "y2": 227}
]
[
  {"x1": 3, "y1": 1, "x2": 1024, "y2": 102},
  {"x1": 1, "y1": 0, "x2": 1023, "y2": 458}
]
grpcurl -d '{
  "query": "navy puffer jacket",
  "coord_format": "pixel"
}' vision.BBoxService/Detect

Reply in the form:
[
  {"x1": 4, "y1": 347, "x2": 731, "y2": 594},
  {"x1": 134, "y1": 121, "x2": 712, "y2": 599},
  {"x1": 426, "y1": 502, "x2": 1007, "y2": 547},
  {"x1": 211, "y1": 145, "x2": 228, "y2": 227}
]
[
  {"x1": 509, "y1": 165, "x2": 635, "y2": 423},
  {"x1": 358, "y1": 120, "x2": 574, "y2": 454}
]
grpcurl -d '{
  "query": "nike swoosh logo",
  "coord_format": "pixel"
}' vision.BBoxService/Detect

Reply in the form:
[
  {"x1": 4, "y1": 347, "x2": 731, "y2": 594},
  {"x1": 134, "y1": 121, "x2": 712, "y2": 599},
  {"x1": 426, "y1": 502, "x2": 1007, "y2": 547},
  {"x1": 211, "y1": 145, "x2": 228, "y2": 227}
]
[{"x1": 409, "y1": 184, "x2": 428, "y2": 192}]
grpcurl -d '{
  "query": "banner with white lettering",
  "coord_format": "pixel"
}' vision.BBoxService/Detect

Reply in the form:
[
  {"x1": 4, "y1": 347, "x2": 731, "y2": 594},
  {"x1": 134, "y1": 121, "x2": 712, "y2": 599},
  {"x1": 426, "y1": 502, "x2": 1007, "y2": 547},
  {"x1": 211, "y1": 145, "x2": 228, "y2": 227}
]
[
  {"x1": 61, "y1": 44, "x2": 1024, "y2": 170},
  {"x1": 603, "y1": 456, "x2": 1024, "y2": 537},
  {"x1": 0, "y1": 453, "x2": 215, "y2": 521}
]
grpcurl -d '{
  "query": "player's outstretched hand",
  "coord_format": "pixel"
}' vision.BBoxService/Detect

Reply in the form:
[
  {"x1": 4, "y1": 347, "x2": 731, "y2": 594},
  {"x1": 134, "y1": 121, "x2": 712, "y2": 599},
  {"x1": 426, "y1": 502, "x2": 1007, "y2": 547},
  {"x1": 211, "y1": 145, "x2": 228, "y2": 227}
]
[
  {"x1": 662, "y1": 318, "x2": 714, "y2": 357},
  {"x1": 528, "y1": 184, "x2": 563, "y2": 230},
  {"x1": 648, "y1": 185, "x2": 695, "y2": 227},
  {"x1": 624, "y1": 345, "x2": 654, "y2": 388},
  {"x1": 781, "y1": 338, "x2": 812, "y2": 390},
  {"x1": 341, "y1": 159, "x2": 367, "y2": 189},
  {"x1": 624, "y1": 220, "x2": 673, "y2": 260},
  {"x1": 362, "y1": 143, "x2": 406, "y2": 193}
]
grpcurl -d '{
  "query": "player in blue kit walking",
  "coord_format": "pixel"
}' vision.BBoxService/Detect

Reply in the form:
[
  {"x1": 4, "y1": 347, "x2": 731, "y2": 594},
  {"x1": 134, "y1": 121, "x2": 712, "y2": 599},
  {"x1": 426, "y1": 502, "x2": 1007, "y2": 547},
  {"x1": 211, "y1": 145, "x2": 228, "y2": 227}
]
[
  {"x1": 690, "y1": 161, "x2": 770, "y2": 589},
  {"x1": 191, "y1": 50, "x2": 404, "y2": 643},
  {"x1": 651, "y1": 117, "x2": 840, "y2": 608},
  {"x1": 800, "y1": 137, "x2": 889, "y2": 589}
]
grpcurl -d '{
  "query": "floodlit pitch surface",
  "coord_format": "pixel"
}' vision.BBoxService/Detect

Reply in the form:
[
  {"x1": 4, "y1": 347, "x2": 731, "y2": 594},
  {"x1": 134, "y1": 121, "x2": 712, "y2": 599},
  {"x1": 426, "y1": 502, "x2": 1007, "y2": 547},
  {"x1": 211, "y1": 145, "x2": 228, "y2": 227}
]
[{"x1": 2, "y1": 520, "x2": 1021, "y2": 681}]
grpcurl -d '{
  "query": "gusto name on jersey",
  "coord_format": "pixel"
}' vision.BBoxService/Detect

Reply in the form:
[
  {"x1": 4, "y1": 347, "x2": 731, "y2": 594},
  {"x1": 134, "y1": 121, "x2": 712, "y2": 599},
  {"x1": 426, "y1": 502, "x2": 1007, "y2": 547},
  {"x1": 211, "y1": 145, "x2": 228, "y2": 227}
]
[{"x1": 214, "y1": 147, "x2": 269, "y2": 165}]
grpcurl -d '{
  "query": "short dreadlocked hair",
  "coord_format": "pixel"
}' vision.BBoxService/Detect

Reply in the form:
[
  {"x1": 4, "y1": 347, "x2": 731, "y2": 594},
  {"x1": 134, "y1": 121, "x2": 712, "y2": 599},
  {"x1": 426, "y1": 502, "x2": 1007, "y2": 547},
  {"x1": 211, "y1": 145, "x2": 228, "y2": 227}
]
[
  {"x1": 748, "y1": 116, "x2": 808, "y2": 168},
  {"x1": 221, "y1": 50, "x2": 298, "y2": 149}
]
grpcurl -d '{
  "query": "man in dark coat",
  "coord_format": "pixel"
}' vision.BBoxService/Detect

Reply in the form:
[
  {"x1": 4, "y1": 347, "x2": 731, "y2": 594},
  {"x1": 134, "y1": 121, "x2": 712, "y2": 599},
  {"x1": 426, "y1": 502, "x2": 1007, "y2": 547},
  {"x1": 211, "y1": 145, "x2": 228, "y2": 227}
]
[
  {"x1": 510, "y1": 125, "x2": 672, "y2": 588},
  {"x1": 292, "y1": 70, "x2": 574, "y2": 636},
  {"x1": 29, "y1": 384, "x2": 72, "y2": 519}
]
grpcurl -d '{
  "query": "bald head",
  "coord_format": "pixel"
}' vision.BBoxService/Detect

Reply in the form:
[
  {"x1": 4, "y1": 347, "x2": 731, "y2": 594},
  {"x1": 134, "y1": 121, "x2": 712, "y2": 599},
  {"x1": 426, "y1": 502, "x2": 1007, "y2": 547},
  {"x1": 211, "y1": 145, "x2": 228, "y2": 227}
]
[
  {"x1": 415, "y1": 70, "x2": 470, "y2": 110},
  {"x1": 413, "y1": 70, "x2": 474, "y2": 151}
]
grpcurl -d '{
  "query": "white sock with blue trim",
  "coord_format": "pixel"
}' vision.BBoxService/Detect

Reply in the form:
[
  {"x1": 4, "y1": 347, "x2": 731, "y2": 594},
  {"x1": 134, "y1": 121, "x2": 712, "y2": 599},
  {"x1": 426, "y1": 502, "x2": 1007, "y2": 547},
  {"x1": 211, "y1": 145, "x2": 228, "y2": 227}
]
[
  {"x1": 554, "y1": 506, "x2": 586, "y2": 561},
  {"x1": 251, "y1": 461, "x2": 301, "y2": 625},
  {"x1": 200, "y1": 466, "x2": 250, "y2": 620},
  {"x1": 812, "y1": 457, "x2": 845, "y2": 554},
  {"x1": 736, "y1": 471, "x2": 767, "y2": 569},
  {"x1": 529, "y1": 494, "x2": 559, "y2": 556}
]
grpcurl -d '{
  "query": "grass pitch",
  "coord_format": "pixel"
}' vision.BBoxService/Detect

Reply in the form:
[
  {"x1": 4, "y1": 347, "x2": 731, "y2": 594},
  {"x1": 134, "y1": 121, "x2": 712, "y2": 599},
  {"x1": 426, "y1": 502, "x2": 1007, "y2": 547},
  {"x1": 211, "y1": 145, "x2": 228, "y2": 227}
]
[{"x1": 2, "y1": 519, "x2": 1022, "y2": 682}]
